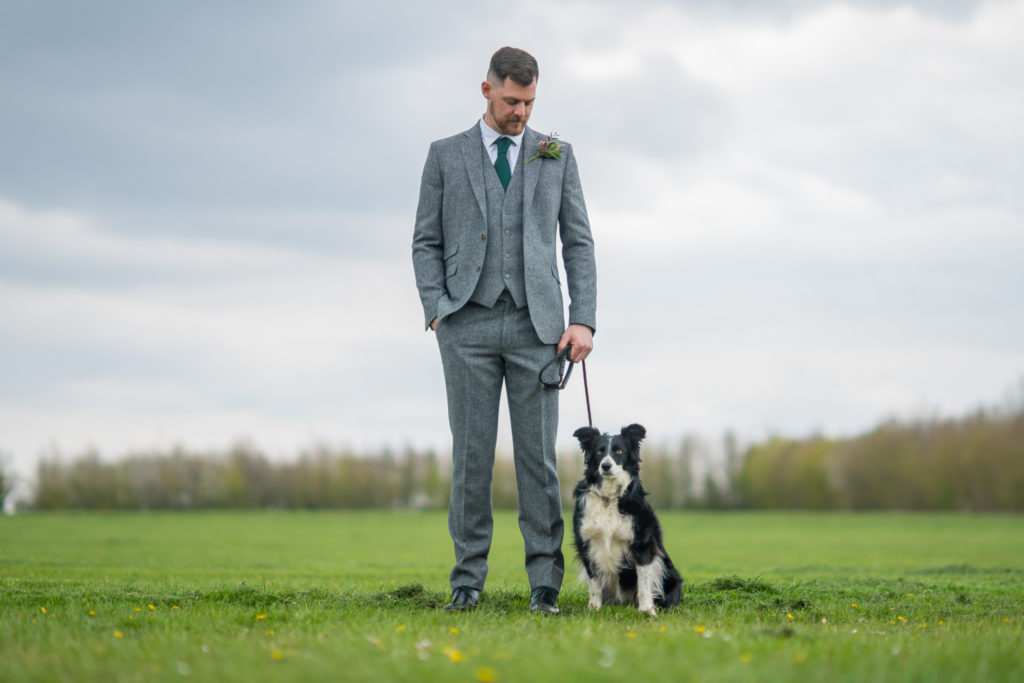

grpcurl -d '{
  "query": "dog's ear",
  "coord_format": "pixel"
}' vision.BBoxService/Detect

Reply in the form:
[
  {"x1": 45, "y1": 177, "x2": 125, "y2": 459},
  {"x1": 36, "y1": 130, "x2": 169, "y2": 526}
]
[
  {"x1": 573, "y1": 426, "x2": 601, "y2": 452},
  {"x1": 621, "y1": 423, "x2": 646, "y2": 448}
]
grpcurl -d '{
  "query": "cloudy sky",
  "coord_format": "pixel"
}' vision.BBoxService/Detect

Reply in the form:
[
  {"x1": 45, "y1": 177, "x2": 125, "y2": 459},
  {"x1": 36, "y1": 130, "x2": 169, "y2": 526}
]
[{"x1": 2, "y1": 0, "x2": 1022, "y2": 484}]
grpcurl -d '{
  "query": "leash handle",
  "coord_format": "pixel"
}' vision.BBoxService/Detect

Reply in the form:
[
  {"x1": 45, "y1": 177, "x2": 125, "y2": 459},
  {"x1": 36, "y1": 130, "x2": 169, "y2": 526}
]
[
  {"x1": 539, "y1": 344, "x2": 574, "y2": 390},
  {"x1": 539, "y1": 344, "x2": 594, "y2": 428}
]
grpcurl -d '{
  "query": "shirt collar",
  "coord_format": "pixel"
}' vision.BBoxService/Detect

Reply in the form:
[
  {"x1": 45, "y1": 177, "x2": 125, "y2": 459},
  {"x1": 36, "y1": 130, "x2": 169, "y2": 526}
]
[{"x1": 479, "y1": 118, "x2": 524, "y2": 148}]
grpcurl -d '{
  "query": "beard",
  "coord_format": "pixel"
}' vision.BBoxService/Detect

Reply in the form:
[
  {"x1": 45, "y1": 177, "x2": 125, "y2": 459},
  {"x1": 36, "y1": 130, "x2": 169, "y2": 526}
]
[
  {"x1": 496, "y1": 117, "x2": 525, "y2": 135},
  {"x1": 488, "y1": 102, "x2": 527, "y2": 135}
]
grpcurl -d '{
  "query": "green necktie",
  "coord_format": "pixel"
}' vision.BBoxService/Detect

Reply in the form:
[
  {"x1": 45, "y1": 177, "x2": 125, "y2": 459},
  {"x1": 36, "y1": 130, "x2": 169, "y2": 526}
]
[{"x1": 494, "y1": 137, "x2": 512, "y2": 190}]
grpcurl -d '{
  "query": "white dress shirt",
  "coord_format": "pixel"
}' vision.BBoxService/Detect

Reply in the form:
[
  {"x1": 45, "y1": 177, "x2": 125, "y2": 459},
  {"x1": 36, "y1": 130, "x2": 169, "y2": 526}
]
[{"x1": 479, "y1": 118, "x2": 524, "y2": 172}]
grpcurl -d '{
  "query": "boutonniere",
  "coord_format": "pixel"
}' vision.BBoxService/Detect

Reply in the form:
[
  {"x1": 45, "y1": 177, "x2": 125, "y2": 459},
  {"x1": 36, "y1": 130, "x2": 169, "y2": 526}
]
[{"x1": 525, "y1": 133, "x2": 563, "y2": 164}]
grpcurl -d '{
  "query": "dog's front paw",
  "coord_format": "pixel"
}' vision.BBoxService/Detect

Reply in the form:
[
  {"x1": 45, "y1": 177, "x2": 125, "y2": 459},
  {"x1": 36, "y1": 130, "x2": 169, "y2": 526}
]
[
  {"x1": 640, "y1": 605, "x2": 657, "y2": 617},
  {"x1": 587, "y1": 578, "x2": 603, "y2": 611}
]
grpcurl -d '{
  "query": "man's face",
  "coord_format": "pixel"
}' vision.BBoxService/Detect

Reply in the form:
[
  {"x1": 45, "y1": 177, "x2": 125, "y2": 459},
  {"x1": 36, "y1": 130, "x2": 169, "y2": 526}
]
[{"x1": 482, "y1": 77, "x2": 536, "y2": 136}]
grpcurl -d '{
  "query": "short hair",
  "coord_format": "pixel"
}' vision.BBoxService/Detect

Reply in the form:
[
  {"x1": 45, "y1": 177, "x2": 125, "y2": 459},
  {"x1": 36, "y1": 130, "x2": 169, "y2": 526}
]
[{"x1": 487, "y1": 47, "x2": 539, "y2": 87}]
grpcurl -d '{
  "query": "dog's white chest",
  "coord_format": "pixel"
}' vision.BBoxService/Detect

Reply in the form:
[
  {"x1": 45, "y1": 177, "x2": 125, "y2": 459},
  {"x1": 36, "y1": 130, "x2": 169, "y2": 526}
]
[{"x1": 579, "y1": 489, "x2": 634, "y2": 574}]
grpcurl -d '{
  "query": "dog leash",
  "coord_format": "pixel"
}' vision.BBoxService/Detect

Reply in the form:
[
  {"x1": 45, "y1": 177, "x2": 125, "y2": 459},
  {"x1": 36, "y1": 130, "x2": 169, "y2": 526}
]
[
  {"x1": 581, "y1": 357, "x2": 593, "y2": 428},
  {"x1": 539, "y1": 344, "x2": 593, "y2": 428}
]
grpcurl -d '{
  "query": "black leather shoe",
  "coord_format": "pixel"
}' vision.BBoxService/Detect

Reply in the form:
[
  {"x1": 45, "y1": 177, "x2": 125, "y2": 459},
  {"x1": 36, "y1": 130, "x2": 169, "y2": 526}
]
[
  {"x1": 529, "y1": 586, "x2": 560, "y2": 615},
  {"x1": 443, "y1": 586, "x2": 480, "y2": 611}
]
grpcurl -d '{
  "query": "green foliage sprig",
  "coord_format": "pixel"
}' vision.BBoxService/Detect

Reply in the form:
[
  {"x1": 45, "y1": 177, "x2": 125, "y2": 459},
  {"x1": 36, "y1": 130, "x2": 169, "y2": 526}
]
[{"x1": 525, "y1": 133, "x2": 562, "y2": 164}]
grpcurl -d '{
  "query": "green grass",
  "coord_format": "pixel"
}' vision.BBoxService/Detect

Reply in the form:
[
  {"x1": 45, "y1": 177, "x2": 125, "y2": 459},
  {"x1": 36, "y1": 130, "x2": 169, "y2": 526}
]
[{"x1": 2, "y1": 511, "x2": 1023, "y2": 681}]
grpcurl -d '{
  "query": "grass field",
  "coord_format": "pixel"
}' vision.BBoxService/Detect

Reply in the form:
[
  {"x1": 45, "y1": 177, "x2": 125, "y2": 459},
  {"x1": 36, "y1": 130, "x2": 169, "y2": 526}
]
[{"x1": 2, "y1": 511, "x2": 1023, "y2": 682}]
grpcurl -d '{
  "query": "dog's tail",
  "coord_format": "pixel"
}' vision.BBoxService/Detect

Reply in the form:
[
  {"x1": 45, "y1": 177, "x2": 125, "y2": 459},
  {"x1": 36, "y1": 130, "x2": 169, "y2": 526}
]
[{"x1": 656, "y1": 553, "x2": 684, "y2": 608}]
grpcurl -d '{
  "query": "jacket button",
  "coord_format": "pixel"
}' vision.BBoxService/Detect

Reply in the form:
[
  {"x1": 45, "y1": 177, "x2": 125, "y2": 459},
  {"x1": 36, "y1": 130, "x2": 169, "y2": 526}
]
[
  {"x1": 481, "y1": 234, "x2": 486, "y2": 240},
  {"x1": 476, "y1": 266, "x2": 481, "y2": 271}
]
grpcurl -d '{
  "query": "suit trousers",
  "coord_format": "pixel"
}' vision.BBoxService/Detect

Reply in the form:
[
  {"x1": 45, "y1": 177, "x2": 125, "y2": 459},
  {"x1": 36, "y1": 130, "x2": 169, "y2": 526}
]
[{"x1": 436, "y1": 291, "x2": 565, "y2": 592}]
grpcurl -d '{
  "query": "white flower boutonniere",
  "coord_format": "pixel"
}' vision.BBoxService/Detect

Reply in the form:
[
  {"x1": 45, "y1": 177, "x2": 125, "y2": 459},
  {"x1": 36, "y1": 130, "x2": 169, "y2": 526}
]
[{"x1": 525, "y1": 133, "x2": 563, "y2": 164}]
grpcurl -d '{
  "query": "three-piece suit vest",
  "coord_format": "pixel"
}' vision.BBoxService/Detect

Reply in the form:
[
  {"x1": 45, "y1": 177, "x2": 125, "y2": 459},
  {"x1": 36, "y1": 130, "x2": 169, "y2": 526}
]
[{"x1": 469, "y1": 140, "x2": 526, "y2": 308}]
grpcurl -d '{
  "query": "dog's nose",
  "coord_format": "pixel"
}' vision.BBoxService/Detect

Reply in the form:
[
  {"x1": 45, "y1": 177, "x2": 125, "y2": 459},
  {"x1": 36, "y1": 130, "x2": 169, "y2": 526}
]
[{"x1": 600, "y1": 461, "x2": 612, "y2": 472}]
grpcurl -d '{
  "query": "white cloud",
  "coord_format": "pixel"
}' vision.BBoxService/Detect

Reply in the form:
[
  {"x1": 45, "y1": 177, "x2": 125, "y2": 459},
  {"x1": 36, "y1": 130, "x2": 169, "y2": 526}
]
[{"x1": 0, "y1": 197, "x2": 429, "y2": 471}]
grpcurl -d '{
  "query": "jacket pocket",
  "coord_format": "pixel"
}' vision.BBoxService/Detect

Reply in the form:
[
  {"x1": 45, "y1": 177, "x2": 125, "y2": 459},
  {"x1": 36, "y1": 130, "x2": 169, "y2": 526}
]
[
  {"x1": 443, "y1": 243, "x2": 460, "y2": 261},
  {"x1": 445, "y1": 262, "x2": 459, "y2": 278}
]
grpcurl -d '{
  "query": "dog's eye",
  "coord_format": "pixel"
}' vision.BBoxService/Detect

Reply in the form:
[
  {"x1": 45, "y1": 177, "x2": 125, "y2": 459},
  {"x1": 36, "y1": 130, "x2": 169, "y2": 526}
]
[
  {"x1": 614, "y1": 449, "x2": 623, "y2": 455},
  {"x1": 596, "y1": 448, "x2": 604, "y2": 455}
]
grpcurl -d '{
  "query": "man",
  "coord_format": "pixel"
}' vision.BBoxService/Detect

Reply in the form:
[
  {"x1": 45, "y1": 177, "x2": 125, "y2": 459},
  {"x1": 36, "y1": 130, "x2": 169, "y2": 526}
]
[{"x1": 412, "y1": 46, "x2": 597, "y2": 615}]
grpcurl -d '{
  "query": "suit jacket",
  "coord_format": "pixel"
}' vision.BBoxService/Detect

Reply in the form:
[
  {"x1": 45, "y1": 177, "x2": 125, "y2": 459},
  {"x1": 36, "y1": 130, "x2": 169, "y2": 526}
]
[{"x1": 412, "y1": 123, "x2": 597, "y2": 345}]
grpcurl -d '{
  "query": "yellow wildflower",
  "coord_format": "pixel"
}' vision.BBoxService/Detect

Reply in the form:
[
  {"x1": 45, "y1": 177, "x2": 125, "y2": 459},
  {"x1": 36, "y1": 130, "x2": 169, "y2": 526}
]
[
  {"x1": 740, "y1": 653, "x2": 753, "y2": 663},
  {"x1": 40, "y1": 607, "x2": 47, "y2": 614},
  {"x1": 395, "y1": 625, "x2": 407, "y2": 632},
  {"x1": 442, "y1": 645, "x2": 464, "y2": 662},
  {"x1": 475, "y1": 667, "x2": 498, "y2": 682},
  {"x1": 114, "y1": 631, "x2": 123, "y2": 639},
  {"x1": 271, "y1": 649, "x2": 283, "y2": 661},
  {"x1": 449, "y1": 627, "x2": 459, "y2": 635},
  {"x1": 695, "y1": 626, "x2": 706, "y2": 633},
  {"x1": 256, "y1": 614, "x2": 266, "y2": 621},
  {"x1": 148, "y1": 604, "x2": 156, "y2": 611}
]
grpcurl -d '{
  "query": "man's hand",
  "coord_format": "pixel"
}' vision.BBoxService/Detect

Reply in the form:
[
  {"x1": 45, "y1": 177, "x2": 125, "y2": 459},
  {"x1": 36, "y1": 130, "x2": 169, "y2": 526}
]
[
  {"x1": 430, "y1": 317, "x2": 438, "y2": 331},
  {"x1": 557, "y1": 324, "x2": 593, "y2": 363}
]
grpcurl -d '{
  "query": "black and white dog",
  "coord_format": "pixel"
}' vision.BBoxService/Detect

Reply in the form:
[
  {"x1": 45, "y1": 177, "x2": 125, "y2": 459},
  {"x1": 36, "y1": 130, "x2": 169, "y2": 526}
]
[{"x1": 572, "y1": 424, "x2": 683, "y2": 616}]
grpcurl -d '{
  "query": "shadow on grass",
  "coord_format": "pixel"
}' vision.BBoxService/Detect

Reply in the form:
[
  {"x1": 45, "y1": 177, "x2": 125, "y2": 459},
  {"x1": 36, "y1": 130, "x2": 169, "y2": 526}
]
[{"x1": 365, "y1": 576, "x2": 814, "y2": 618}]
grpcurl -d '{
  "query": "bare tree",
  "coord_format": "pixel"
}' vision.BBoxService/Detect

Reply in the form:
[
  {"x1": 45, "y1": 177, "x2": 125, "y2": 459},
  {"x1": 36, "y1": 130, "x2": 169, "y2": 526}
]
[{"x1": 0, "y1": 452, "x2": 15, "y2": 511}]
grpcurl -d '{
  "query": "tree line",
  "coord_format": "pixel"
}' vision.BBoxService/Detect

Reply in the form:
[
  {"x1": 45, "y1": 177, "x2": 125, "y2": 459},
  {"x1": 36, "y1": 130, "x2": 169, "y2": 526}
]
[
  {"x1": 20, "y1": 405, "x2": 1024, "y2": 512},
  {"x1": 737, "y1": 407, "x2": 1024, "y2": 511}
]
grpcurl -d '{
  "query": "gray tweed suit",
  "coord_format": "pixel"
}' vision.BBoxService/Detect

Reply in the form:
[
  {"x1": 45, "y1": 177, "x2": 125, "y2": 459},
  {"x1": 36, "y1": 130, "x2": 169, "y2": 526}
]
[{"x1": 412, "y1": 122, "x2": 597, "y2": 593}]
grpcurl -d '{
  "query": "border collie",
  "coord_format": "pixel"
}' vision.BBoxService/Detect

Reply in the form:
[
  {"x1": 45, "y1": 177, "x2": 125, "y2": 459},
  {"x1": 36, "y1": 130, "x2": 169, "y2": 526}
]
[{"x1": 572, "y1": 424, "x2": 683, "y2": 616}]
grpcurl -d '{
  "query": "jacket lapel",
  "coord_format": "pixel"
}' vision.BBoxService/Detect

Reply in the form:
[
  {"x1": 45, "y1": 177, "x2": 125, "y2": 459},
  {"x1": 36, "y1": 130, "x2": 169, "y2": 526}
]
[
  {"x1": 458, "y1": 124, "x2": 487, "y2": 221},
  {"x1": 522, "y1": 127, "x2": 542, "y2": 217}
]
